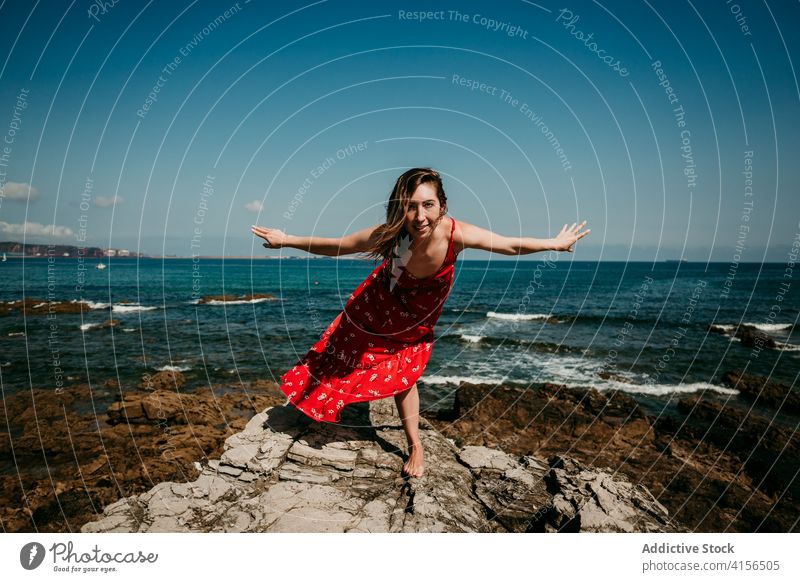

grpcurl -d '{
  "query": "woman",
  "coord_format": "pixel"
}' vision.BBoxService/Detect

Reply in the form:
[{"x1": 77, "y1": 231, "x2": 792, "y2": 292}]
[{"x1": 251, "y1": 168, "x2": 589, "y2": 478}]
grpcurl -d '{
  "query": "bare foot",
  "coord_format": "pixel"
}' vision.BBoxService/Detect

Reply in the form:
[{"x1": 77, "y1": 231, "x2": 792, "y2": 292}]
[{"x1": 402, "y1": 442, "x2": 424, "y2": 477}]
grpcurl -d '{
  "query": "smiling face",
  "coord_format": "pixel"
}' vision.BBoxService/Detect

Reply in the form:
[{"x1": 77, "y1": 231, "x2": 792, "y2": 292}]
[
  {"x1": 405, "y1": 182, "x2": 443, "y2": 240},
  {"x1": 371, "y1": 168, "x2": 448, "y2": 261}
]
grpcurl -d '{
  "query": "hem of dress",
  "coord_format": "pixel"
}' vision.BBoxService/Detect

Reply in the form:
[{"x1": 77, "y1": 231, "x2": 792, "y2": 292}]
[
  {"x1": 280, "y1": 381, "x2": 416, "y2": 424},
  {"x1": 284, "y1": 397, "x2": 341, "y2": 424}
]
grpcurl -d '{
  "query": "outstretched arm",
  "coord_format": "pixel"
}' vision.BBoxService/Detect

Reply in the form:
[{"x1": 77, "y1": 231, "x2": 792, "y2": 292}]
[
  {"x1": 250, "y1": 224, "x2": 381, "y2": 256},
  {"x1": 458, "y1": 220, "x2": 590, "y2": 255}
]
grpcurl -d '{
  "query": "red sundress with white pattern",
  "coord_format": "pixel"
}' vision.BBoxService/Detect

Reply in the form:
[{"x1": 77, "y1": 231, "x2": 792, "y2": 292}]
[{"x1": 279, "y1": 216, "x2": 459, "y2": 423}]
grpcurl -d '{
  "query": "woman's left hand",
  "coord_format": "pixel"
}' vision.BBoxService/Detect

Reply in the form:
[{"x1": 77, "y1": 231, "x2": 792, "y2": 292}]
[{"x1": 551, "y1": 220, "x2": 590, "y2": 252}]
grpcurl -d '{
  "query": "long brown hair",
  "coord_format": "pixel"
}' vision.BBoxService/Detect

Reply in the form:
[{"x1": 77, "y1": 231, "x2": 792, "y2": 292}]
[{"x1": 367, "y1": 168, "x2": 448, "y2": 261}]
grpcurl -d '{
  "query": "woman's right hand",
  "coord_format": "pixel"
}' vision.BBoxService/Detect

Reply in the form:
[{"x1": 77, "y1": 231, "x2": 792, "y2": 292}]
[{"x1": 251, "y1": 225, "x2": 289, "y2": 249}]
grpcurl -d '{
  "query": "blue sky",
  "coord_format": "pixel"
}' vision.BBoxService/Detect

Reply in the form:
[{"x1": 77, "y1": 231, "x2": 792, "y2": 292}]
[{"x1": 0, "y1": 0, "x2": 797, "y2": 261}]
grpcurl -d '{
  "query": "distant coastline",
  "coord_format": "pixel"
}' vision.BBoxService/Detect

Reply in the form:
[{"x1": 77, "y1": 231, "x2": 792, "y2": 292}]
[
  {"x1": 0, "y1": 241, "x2": 363, "y2": 260},
  {"x1": 0, "y1": 240, "x2": 144, "y2": 259}
]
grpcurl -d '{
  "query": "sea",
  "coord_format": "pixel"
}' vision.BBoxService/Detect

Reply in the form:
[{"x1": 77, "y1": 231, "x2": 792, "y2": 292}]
[{"x1": 1, "y1": 256, "x2": 798, "y2": 420}]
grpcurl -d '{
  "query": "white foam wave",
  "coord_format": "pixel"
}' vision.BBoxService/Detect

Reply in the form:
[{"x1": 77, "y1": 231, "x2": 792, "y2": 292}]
[
  {"x1": 715, "y1": 322, "x2": 792, "y2": 333},
  {"x1": 713, "y1": 324, "x2": 735, "y2": 331},
  {"x1": 79, "y1": 322, "x2": 103, "y2": 331},
  {"x1": 112, "y1": 304, "x2": 157, "y2": 313},
  {"x1": 487, "y1": 311, "x2": 550, "y2": 321},
  {"x1": 71, "y1": 300, "x2": 157, "y2": 312},
  {"x1": 80, "y1": 300, "x2": 111, "y2": 310},
  {"x1": 777, "y1": 342, "x2": 800, "y2": 352},
  {"x1": 460, "y1": 334, "x2": 484, "y2": 343},
  {"x1": 7, "y1": 331, "x2": 25, "y2": 337},
  {"x1": 204, "y1": 297, "x2": 275, "y2": 305},
  {"x1": 467, "y1": 352, "x2": 742, "y2": 398},
  {"x1": 750, "y1": 323, "x2": 792, "y2": 332},
  {"x1": 543, "y1": 356, "x2": 739, "y2": 396},
  {"x1": 122, "y1": 328, "x2": 136, "y2": 332},
  {"x1": 595, "y1": 381, "x2": 739, "y2": 397},
  {"x1": 157, "y1": 365, "x2": 191, "y2": 372},
  {"x1": 419, "y1": 374, "x2": 506, "y2": 386}
]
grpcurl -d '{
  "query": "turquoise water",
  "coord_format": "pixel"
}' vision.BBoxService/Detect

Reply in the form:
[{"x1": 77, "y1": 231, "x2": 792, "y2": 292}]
[{"x1": 1, "y1": 256, "x2": 797, "y2": 417}]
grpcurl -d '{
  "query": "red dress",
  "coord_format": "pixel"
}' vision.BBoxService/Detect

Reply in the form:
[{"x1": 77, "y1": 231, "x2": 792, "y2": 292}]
[{"x1": 279, "y1": 216, "x2": 459, "y2": 422}]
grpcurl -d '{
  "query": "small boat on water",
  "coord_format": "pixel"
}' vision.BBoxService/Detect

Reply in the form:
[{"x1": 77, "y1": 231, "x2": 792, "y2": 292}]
[
  {"x1": 96, "y1": 262, "x2": 107, "y2": 270},
  {"x1": 1, "y1": 253, "x2": 6, "y2": 262}
]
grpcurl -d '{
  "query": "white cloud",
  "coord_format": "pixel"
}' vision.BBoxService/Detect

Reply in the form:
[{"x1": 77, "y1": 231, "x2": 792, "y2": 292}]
[
  {"x1": 94, "y1": 195, "x2": 124, "y2": 207},
  {"x1": 0, "y1": 182, "x2": 39, "y2": 202},
  {"x1": 0, "y1": 221, "x2": 74, "y2": 238},
  {"x1": 244, "y1": 200, "x2": 263, "y2": 212}
]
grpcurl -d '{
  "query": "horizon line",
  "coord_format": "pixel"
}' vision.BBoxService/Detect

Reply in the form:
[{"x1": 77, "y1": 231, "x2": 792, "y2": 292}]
[{"x1": 2, "y1": 255, "x2": 789, "y2": 264}]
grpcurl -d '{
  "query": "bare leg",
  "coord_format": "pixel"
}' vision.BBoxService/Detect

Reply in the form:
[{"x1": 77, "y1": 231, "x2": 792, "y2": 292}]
[{"x1": 393, "y1": 383, "x2": 424, "y2": 477}]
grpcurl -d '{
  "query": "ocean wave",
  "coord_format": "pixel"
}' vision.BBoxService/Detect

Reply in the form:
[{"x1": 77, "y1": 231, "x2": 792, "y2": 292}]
[
  {"x1": 744, "y1": 322, "x2": 792, "y2": 332},
  {"x1": 713, "y1": 325, "x2": 736, "y2": 333},
  {"x1": 79, "y1": 322, "x2": 103, "y2": 331},
  {"x1": 541, "y1": 356, "x2": 741, "y2": 397},
  {"x1": 582, "y1": 377, "x2": 739, "y2": 398},
  {"x1": 7, "y1": 331, "x2": 25, "y2": 337},
  {"x1": 432, "y1": 351, "x2": 741, "y2": 398},
  {"x1": 70, "y1": 299, "x2": 157, "y2": 312},
  {"x1": 714, "y1": 322, "x2": 792, "y2": 333},
  {"x1": 111, "y1": 304, "x2": 158, "y2": 313},
  {"x1": 74, "y1": 300, "x2": 111, "y2": 310},
  {"x1": 441, "y1": 333, "x2": 572, "y2": 353},
  {"x1": 196, "y1": 293, "x2": 278, "y2": 305},
  {"x1": 776, "y1": 342, "x2": 800, "y2": 352},
  {"x1": 203, "y1": 297, "x2": 276, "y2": 305},
  {"x1": 487, "y1": 311, "x2": 552, "y2": 321},
  {"x1": 419, "y1": 370, "x2": 739, "y2": 398},
  {"x1": 419, "y1": 374, "x2": 508, "y2": 386},
  {"x1": 157, "y1": 364, "x2": 191, "y2": 372},
  {"x1": 598, "y1": 381, "x2": 739, "y2": 397}
]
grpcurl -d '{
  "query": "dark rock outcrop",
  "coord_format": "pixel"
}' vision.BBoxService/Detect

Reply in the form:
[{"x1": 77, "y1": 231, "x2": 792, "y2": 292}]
[
  {"x1": 138, "y1": 370, "x2": 186, "y2": 391},
  {"x1": 708, "y1": 324, "x2": 778, "y2": 349},
  {"x1": 0, "y1": 380, "x2": 286, "y2": 532},
  {"x1": 430, "y1": 382, "x2": 798, "y2": 532},
  {"x1": 721, "y1": 370, "x2": 800, "y2": 413},
  {"x1": 668, "y1": 395, "x2": 798, "y2": 498}
]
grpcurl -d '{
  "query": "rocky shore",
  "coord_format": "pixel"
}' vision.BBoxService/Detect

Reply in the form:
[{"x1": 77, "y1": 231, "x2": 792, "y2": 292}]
[
  {"x1": 81, "y1": 398, "x2": 678, "y2": 533},
  {"x1": 429, "y1": 373, "x2": 798, "y2": 532},
  {"x1": 2, "y1": 370, "x2": 796, "y2": 532},
  {"x1": 0, "y1": 371, "x2": 286, "y2": 532}
]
